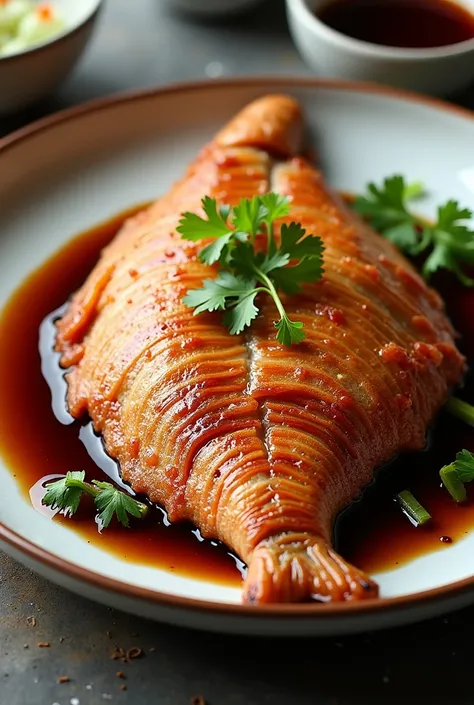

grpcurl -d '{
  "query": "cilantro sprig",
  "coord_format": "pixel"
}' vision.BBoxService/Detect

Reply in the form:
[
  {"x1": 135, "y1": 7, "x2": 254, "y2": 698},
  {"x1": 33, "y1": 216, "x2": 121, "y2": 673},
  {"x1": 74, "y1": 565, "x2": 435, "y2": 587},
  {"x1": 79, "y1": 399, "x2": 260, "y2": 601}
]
[
  {"x1": 177, "y1": 194, "x2": 325, "y2": 346},
  {"x1": 42, "y1": 471, "x2": 148, "y2": 529},
  {"x1": 353, "y1": 175, "x2": 474, "y2": 286}
]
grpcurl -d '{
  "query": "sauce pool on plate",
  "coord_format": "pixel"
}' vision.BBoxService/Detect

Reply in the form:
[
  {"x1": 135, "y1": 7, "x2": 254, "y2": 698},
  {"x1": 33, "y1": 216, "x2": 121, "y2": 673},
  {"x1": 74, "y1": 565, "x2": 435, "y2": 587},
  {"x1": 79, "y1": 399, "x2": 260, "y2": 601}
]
[
  {"x1": 316, "y1": 0, "x2": 474, "y2": 49},
  {"x1": 0, "y1": 204, "x2": 474, "y2": 586},
  {"x1": 0, "y1": 205, "x2": 244, "y2": 588}
]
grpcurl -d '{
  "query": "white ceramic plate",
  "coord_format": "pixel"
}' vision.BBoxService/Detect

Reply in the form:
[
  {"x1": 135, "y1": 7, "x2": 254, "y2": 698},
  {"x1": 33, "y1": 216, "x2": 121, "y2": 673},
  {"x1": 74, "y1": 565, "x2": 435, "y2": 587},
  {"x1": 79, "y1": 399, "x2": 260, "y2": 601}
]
[{"x1": 1, "y1": 78, "x2": 474, "y2": 636}]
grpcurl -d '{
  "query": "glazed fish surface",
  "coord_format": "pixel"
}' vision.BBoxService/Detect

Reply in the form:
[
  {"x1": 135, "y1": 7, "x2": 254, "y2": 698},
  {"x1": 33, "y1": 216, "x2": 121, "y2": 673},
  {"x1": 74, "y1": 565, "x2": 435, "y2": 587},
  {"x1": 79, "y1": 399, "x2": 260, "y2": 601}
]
[{"x1": 56, "y1": 95, "x2": 464, "y2": 604}]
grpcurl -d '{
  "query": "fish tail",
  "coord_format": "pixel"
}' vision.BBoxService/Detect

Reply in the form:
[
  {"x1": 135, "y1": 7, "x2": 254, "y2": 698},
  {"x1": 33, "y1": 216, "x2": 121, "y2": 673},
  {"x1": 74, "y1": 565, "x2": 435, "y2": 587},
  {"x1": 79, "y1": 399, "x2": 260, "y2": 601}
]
[{"x1": 242, "y1": 532, "x2": 379, "y2": 604}]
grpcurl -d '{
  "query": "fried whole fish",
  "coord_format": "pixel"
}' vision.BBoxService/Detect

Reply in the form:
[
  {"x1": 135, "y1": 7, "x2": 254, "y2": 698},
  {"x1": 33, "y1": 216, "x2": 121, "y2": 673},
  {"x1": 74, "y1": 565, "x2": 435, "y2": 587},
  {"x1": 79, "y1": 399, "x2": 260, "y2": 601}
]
[{"x1": 56, "y1": 95, "x2": 465, "y2": 604}]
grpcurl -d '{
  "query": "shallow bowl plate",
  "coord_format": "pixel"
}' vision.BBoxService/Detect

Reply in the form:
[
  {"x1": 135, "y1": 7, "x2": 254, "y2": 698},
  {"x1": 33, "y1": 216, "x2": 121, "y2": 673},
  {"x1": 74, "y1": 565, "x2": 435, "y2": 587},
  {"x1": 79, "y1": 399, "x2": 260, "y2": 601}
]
[{"x1": 1, "y1": 78, "x2": 474, "y2": 636}]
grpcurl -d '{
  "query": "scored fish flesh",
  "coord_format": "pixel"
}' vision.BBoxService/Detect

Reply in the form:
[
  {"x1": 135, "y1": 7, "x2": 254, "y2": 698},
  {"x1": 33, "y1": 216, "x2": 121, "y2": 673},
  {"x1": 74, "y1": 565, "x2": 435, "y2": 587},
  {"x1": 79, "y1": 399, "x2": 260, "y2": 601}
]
[{"x1": 56, "y1": 95, "x2": 465, "y2": 603}]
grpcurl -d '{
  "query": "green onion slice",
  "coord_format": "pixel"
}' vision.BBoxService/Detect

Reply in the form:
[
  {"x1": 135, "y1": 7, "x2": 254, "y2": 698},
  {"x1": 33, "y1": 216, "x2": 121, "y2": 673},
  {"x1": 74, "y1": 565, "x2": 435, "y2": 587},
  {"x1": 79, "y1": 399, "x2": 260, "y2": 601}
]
[
  {"x1": 440, "y1": 463, "x2": 468, "y2": 503},
  {"x1": 395, "y1": 490, "x2": 432, "y2": 527}
]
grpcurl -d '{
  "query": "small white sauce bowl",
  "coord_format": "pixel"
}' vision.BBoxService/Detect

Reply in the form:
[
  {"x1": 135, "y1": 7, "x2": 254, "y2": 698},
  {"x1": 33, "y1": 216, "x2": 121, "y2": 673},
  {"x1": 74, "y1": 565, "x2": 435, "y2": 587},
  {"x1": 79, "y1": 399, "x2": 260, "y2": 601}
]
[
  {"x1": 0, "y1": 0, "x2": 103, "y2": 115},
  {"x1": 286, "y1": 0, "x2": 474, "y2": 96}
]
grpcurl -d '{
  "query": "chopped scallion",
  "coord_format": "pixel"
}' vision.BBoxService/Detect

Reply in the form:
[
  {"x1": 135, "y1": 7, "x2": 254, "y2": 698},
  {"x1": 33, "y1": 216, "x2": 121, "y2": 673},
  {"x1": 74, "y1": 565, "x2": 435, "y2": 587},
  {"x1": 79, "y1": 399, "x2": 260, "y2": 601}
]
[
  {"x1": 395, "y1": 490, "x2": 432, "y2": 527},
  {"x1": 446, "y1": 397, "x2": 474, "y2": 427},
  {"x1": 440, "y1": 463, "x2": 468, "y2": 503}
]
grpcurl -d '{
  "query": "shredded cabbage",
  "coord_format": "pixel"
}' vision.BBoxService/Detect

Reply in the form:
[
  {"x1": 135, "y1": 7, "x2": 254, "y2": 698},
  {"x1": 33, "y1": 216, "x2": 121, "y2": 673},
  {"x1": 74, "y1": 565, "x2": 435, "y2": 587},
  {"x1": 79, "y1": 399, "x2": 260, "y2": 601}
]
[{"x1": 0, "y1": 1, "x2": 65, "y2": 57}]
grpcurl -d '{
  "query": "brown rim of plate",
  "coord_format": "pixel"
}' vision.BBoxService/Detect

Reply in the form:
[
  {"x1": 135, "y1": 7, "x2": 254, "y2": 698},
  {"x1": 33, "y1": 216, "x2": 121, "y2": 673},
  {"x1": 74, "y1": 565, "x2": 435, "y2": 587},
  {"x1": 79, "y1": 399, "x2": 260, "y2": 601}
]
[
  {"x1": 0, "y1": 1, "x2": 103, "y2": 65},
  {"x1": 1, "y1": 75, "x2": 474, "y2": 621}
]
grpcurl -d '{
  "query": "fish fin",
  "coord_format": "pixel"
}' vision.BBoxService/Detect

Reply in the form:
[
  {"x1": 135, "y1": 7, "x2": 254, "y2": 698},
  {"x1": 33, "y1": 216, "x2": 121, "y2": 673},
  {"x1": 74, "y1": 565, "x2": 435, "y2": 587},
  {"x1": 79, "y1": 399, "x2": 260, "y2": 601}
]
[{"x1": 242, "y1": 533, "x2": 379, "y2": 604}]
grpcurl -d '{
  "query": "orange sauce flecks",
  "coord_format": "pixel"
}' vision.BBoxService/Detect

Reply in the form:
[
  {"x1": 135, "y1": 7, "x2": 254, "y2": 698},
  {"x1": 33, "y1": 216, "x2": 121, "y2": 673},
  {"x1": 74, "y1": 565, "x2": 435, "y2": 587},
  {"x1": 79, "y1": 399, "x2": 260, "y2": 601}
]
[{"x1": 0, "y1": 203, "x2": 474, "y2": 584}]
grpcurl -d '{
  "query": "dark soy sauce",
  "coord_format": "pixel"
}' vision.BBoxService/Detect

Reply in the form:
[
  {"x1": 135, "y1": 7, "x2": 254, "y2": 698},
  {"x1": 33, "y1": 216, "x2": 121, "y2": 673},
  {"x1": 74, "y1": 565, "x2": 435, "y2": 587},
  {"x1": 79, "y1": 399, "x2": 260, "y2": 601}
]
[{"x1": 317, "y1": 0, "x2": 474, "y2": 49}]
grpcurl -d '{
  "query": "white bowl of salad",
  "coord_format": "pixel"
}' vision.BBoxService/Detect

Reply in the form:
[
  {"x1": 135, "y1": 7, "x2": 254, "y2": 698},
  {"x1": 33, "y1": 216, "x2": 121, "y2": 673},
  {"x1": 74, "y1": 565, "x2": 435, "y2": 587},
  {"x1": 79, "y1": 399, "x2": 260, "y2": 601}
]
[{"x1": 0, "y1": 0, "x2": 103, "y2": 114}]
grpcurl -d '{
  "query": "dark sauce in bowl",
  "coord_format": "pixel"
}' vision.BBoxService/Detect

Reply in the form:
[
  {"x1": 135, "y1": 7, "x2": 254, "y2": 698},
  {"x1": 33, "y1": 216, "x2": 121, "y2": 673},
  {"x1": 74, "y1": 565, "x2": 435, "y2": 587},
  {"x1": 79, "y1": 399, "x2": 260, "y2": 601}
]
[
  {"x1": 316, "y1": 0, "x2": 474, "y2": 49},
  {"x1": 0, "y1": 204, "x2": 473, "y2": 586}
]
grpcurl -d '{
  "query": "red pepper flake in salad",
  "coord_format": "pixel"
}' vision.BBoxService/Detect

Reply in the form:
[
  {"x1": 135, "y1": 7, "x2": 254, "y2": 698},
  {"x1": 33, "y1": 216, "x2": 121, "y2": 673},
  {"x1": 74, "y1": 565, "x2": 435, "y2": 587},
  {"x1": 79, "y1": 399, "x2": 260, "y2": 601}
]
[{"x1": 37, "y1": 3, "x2": 54, "y2": 21}]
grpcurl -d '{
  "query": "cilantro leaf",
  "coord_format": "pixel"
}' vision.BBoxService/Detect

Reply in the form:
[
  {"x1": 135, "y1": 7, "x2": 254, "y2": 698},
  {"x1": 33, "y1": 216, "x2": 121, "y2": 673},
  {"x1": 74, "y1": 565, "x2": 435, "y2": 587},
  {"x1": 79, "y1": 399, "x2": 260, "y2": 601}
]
[
  {"x1": 259, "y1": 250, "x2": 290, "y2": 274},
  {"x1": 353, "y1": 176, "x2": 474, "y2": 286},
  {"x1": 199, "y1": 232, "x2": 235, "y2": 265},
  {"x1": 272, "y1": 256, "x2": 325, "y2": 295},
  {"x1": 269, "y1": 223, "x2": 325, "y2": 294},
  {"x1": 259, "y1": 193, "x2": 291, "y2": 222},
  {"x1": 42, "y1": 470, "x2": 86, "y2": 516},
  {"x1": 183, "y1": 280, "x2": 227, "y2": 314},
  {"x1": 274, "y1": 316, "x2": 306, "y2": 346},
  {"x1": 177, "y1": 196, "x2": 232, "y2": 241},
  {"x1": 178, "y1": 193, "x2": 325, "y2": 344},
  {"x1": 223, "y1": 291, "x2": 259, "y2": 335},
  {"x1": 452, "y1": 449, "x2": 474, "y2": 484},
  {"x1": 92, "y1": 481, "x2": 146, "y2": 528},
  {"x1": 278, "y1": 222, "x2": 324, "y2": 260},
  {"x1": 382, "y1": 222, "x2": 419, "y2": 251},
  {"x1": 229, "y1": 241, "x2": 261, "y2": 280},
  {"x1": 437, "y1": 200, "x2": 472, "y2": 231},
  {"x1": 422, "y1": 242, "x2": 453, "y2": 279},
  {"x1": 421, "y1": 203, "x2": 474, "y2": 284},
  {"x1": 232, "y1": 196, "x2": 265, "y2": 237},
  {"x1": 183, "y1": 272, "x2": 255, "y2": 316},
  {"x1": 403, "y1": 181, "x2": 425, "y2": 200},
  {"x1": 353, "y1": 175, "x2": 415, "y2": 232},
  {"x1": 259, "y1": 194, "x2": 292, "y2": 255},
  {"x1": 219, "y1": 204, "x2": 232, "y2": 221},
  {"x1": 41, "y1": 473, "x2": 148, "y2": 529}
]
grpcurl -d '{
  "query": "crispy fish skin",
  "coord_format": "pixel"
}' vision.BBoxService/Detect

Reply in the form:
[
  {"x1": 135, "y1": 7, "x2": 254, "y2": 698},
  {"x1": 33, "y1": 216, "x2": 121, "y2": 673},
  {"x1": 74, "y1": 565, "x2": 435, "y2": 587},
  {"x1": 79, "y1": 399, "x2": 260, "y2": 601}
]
[{"x1": 56, "y1": 95, "x2": 465, "y2": 604}]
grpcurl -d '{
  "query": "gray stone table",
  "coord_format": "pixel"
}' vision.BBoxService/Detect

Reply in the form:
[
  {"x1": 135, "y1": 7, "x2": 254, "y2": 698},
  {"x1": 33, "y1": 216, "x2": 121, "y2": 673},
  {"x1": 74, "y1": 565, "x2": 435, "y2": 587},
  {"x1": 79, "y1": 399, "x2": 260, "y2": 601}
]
[{"x1": 2, "y1": 1, "x2": 474, "y2": 704}]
